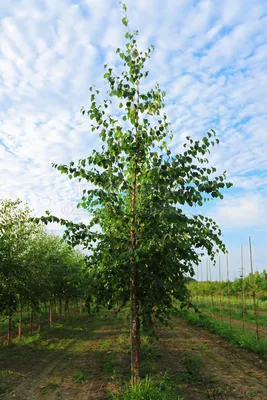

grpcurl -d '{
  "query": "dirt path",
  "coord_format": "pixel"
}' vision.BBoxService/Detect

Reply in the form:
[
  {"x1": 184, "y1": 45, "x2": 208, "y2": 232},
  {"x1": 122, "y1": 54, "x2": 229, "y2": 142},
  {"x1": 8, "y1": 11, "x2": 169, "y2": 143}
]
[
  {"x1": 158, "y1": 317, "x2": 267, "y2": 399},
  {"x1": 0, "y1": 314, "x2": 128, "y2": 400}
]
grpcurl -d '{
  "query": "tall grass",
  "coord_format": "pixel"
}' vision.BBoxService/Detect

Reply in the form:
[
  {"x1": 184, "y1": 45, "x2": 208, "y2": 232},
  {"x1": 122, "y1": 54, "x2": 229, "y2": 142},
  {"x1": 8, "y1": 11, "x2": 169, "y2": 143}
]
[{"x1": 110, "y1": 375, "x2": 183, "y2": 400}]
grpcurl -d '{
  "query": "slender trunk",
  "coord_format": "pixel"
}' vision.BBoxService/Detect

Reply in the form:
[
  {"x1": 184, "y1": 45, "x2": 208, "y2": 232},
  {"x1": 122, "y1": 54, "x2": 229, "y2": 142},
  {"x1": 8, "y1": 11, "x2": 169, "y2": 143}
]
[
  {"x1": 29, "y1": 309, "x2": 33, "y2": 335},
  {"x1": 49, "y1": 301, "x2": 53, "y2": 328},
  {"x1": 64, "y1": 298, "x2": 68, "y2": 319},
  {"x1": 8, "y1": 315, "x2": 12, "y2": 346},
  {"x1": 227, "y1": 253, "x2": 231, "y2": 328},
  {"x1": 18, "y1": 300, "x2": 22, "y2": 340},
  {"x1": 38, "y1": 313, "x2": 41, "y2": 333},
  {"x1": 79, "y1": 299, "x2": 83, "y2": 314},
  {"x1": 249, "y1": 237, "x2": 259, "y2": 342},
  {"x1": 59, "y1": 299, "x2": 62, "y2": 321},
  {"x1": 129, "y1": 78, "x2": 141, "y2": 386},
  {"x1": 130, "y1": 165, "x2": 140, "y2": 385}
]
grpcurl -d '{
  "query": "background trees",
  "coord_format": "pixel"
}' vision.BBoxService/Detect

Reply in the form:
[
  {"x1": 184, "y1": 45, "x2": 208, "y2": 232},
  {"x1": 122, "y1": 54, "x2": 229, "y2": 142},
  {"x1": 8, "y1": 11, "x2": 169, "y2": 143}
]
[{"x1": 0, "y1": 198, "x2": 86, "y2": 344}]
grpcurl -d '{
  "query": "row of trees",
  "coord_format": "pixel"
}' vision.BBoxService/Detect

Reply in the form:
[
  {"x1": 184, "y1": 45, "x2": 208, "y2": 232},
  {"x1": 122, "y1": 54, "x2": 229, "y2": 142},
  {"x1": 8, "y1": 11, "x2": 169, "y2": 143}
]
[
  {"x1": 189, "y1": 271, "x2": 267, "y2": 300},
  {"x1": 0, "y1": 199, "x2": 87, "y2": 345}
]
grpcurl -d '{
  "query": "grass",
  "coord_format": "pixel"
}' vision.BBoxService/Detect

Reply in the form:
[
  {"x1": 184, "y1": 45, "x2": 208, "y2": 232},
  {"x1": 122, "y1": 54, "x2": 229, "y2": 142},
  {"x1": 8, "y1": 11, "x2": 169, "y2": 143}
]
[
  {"x1": 181, "y1": 356, "x2": 202, "y2": 383},
  {"x1": 194, "y1": 300, "x2": 267, "y2": 328},
  {"x1": 109, "y1": 373, "x2": 183, "y2": 400},
  {"x1": 73, "y1": 370, "x2": 95, "y2": 383},
  {"x1": 177, "y1": 308, "x2": 267, "y2": 360}
]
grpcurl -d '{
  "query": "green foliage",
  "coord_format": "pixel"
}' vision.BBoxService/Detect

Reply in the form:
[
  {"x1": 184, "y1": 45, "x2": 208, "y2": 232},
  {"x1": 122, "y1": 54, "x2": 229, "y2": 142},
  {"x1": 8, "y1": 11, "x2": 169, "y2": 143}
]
[
  {"x1": 0, "y1": 198, "x2": 87, "y2": 330},
  {"x1": 188, "y1": 270, "x2": 267, "y2": 300},
  {"x1": 181, "y1": 356, "x2": 201, "y2": 383},
  {"x1": 73, "y1": 370, "x2": 95, "y2": 383}
]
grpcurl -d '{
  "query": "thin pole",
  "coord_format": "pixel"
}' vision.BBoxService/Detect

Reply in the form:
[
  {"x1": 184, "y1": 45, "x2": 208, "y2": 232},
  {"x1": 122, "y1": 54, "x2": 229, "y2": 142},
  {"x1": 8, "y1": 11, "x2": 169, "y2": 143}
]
[
  {"x1": 209, "y1": 260, "x2": 214, "y2": 318},
  {"x1": 206, "y1": 259, "x2": 209, "y2": 308},
  {"x1": 196, "y1": 264, "x2": 199, "y2": 306},
  {"x1": 249, "y1": 237, "x2": 259, "y2": 342},
  {"x1": 219, "y1": 256, "x2": 222, "y2": 327},
  {"x1": 241, "y1": 244, "x2": 245, "y2": 330},
  {"x1": 227, "y1": 253, "x2": 231, "y2": 328}
]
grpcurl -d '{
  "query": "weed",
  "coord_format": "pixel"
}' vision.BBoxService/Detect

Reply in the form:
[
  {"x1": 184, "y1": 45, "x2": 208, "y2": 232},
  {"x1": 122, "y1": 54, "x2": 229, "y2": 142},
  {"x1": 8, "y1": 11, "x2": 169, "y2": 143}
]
[
  {"x1": 109, "y1": 375, "x2": 183, "y2": 400},
  {"x1": 182, "y1": 356, "x2": 201, "y2": 383},
  {"x1": 101, "y1": 339, "x2": 111, "y2": 350},
  {"x1": 73, "y1": 370, "x2": 95, "y2": 383},
  {"x1": 42, "y1": 383, "x2": 59, "y2": 391}
]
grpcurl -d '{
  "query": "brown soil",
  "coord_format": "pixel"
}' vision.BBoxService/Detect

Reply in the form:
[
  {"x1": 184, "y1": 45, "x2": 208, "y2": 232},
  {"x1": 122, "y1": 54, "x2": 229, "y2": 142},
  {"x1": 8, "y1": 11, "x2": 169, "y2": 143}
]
[{"x1": 158, "y1": 317, "x2": 267, "y2": 399}]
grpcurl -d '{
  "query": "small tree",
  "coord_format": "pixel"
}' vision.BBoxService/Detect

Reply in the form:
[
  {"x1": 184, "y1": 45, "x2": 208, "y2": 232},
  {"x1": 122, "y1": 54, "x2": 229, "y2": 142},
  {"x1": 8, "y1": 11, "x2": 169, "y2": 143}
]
[
  {"x1": 37, "y1": 4, "x2": 232, "y2": 384},
  {"x1": 0, "y1": 199, "x2": 42, "y2": 343}
]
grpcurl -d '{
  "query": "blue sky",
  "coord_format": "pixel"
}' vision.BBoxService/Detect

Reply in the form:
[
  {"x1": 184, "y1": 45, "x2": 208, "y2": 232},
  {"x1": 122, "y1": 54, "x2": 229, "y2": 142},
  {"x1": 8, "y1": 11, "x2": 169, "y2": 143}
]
[{"x1": 0, "y1": 0, "x2": 267, "y2": 280}]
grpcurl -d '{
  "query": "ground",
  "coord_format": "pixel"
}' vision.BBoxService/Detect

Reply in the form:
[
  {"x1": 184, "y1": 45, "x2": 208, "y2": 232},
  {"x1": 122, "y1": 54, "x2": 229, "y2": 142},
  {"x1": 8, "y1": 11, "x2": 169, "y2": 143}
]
[{"x1": 1, "y1": 311, "x2": 267, "y2": 399}]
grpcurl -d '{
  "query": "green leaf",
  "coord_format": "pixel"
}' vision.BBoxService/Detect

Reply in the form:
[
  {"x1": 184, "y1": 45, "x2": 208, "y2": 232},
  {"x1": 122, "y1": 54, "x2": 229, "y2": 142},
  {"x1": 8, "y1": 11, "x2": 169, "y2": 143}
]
[{"x1": 122, "y1": 17, "x2": 128, "y2": 26}]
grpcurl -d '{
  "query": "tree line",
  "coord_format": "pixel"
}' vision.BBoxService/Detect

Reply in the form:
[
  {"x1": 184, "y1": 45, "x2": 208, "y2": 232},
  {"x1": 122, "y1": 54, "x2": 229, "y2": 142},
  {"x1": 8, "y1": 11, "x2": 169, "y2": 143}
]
[{"x1": 0, "y1": 199, "x2": 87, "y2": 345}]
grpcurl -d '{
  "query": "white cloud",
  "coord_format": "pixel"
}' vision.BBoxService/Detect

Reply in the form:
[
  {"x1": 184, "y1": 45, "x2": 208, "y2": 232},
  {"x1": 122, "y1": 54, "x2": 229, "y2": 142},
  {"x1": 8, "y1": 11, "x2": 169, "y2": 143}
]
[
  {"x1": 0, "y1": 0, "x2": 267, "y2": 270},
  {"x1": 211, "y1": 193, "x2": 267, "y2": 230}
]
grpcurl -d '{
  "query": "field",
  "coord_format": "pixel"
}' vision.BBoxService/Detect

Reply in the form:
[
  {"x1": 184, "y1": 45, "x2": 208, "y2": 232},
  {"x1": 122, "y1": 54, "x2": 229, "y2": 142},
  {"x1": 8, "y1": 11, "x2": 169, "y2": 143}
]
[{"x1": 1, "y1": 307, "x2": 267, "y2": 399}]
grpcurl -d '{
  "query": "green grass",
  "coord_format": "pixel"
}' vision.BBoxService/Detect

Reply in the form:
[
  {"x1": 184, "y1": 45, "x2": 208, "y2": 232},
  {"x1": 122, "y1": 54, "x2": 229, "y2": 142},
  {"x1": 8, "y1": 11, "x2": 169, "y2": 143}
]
[
  {"x1": 73, "y1": 370, "x2": 95, "y2": 383},
  {"x1": 177, "y1": 308, "x2": 267, "y2": 360},
  {"x1": 109, "y1": 374, "x2": 183, "y2": 400},
  {"x1": 194, "y1": 300, "x2": 267, "y2": 328},
  {"x1": 181, "y1": 356, "x2": 202, "y2": 383}
]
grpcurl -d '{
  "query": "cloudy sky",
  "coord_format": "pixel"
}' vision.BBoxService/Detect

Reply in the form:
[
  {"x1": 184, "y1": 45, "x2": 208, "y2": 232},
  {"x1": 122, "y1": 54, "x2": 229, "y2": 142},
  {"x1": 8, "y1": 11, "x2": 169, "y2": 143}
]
[{"x1": 0, "y1": 0, "x2": 267, "y2": 279}]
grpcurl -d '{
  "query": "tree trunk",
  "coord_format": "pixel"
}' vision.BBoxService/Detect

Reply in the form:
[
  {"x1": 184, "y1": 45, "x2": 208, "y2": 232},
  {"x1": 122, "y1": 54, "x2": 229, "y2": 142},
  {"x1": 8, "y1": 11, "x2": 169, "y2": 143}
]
[
  {"x1": 8, "y1": 315, "x2": 12, "y2": 346},
  {"x1": 130, "y1": 159, "x2": 140, "y2": 385},
  {"x1": 29, "y1": 309, "x2": 33, "y2": 335},
  {"x1": 38, "y1": 314, "x2": 41, "y2": 332},
  {"x1": 59, "y1": 299, "x2": 62, "y2": 321},
  {"x1": 49, "y1": 301, "x2": 53, "y2": 327},
  {"x1": 64, "y1": 298, "x2": 68, "y2": 319},
  {"x1": 18, "y1": 301, "x2": 22, "y2": 340}
]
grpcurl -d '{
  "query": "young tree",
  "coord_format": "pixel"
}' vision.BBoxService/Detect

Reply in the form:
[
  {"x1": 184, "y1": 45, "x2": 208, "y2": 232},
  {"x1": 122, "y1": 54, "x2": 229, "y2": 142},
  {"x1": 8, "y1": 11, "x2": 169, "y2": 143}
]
[
  {"x1": 37, "y1": 4, "x2": 232, "y2": 384},
  {"x1": 0, "y1": 199, "x2": 42, "y2": 343}
]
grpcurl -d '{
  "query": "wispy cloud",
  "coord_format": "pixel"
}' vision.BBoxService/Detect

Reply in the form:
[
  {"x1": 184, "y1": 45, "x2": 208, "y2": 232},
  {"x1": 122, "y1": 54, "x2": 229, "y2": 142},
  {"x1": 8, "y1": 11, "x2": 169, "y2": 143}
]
[{"x1": 0, "y1": 0, "x2": 267, "y2": 274}]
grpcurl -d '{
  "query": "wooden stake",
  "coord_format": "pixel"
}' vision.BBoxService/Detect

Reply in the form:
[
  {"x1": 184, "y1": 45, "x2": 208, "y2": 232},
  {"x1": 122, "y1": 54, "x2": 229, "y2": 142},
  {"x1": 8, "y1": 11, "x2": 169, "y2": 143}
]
[
  {"x1": 249, "y1": 236, "x2": 259, "y2": 342},
  {"x1": 226, "y1": 253, "x2": 231, "y2": 328},
  {"x1": 196, "y1": 264, "x2": 199, "y2": 306},
  {"x1": 241, "y1": 244, "x2": 245, "y2": 330},
  {"x1": 206, "y1": 259, "x2": 209, "y2": 307},
  {"x1": 219, "y1": 256, "x2": 222, "y2": 326},
  {"x1": 209, "y1": 260, "x2": 215, "y2": 319}
]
